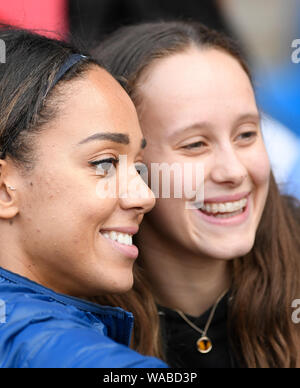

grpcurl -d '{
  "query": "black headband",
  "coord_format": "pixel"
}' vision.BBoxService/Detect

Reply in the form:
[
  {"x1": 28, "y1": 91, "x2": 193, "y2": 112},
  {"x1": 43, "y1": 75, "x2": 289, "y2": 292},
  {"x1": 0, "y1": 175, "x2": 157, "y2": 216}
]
[
  {"x1": 0, "y1": 54, "x2": 87, "y2": 159},
  {"x1": 51, "y1": 54, "x2": 87, "y2": 88}
]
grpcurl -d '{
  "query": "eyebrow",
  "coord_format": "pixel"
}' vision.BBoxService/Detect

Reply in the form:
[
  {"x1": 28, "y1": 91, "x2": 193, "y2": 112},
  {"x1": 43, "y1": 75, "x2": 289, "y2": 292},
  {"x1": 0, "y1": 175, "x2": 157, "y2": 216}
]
[
  {"x1": 169, "y1": 113, "x2": 261, "y2": 140},
  {"x1": 77, "y1": 132, "x2": 130, "y2": 146},
  {"x1": 168, "y1": 121, "x2": 211, "y2": 141},
  {"x1": 235, "y1": 112, "x2": 261, "y2": 124},
  {"x1": 77, "y1": 132, "x2": 147, "y2": 150}
]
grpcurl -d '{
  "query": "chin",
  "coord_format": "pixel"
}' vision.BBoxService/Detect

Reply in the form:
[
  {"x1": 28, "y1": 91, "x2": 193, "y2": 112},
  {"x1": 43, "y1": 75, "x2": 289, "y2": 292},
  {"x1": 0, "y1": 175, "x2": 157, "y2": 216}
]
[
  {"x1": 112, "y1": 275, "x2": 135, "y2": 294},
  {"x1": 201, "y1": 239, "x2": 255, "y2": 261},
  {"x1": 80, "y1": 271, "x2": 134, "y2": 296},
  {"x1": 226, "y1": 244, "x2": 254, "y2": 260},
  {"x1": 115, "y1": 284, "x2": 134, "y2": 294}
]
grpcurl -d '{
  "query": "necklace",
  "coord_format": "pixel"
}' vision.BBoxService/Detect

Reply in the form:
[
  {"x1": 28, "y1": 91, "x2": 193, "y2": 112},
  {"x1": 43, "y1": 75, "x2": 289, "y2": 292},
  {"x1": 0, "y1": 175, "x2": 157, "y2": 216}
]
[{"x1": 173, "y1": 289, "x2": 229, "y2": 354}]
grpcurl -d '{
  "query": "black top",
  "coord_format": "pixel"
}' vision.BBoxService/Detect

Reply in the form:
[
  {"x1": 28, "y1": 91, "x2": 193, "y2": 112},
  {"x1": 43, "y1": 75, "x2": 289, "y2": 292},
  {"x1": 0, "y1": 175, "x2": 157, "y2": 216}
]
[{"x1": 158, "y1": 293, "x2": 240, "y2": 368}]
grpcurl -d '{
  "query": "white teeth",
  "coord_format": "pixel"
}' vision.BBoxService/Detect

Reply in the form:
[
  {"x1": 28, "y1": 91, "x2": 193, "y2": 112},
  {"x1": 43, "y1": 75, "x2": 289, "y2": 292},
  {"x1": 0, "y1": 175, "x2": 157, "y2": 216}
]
[
  {"x1": 201, "y1": 198, "x2": 247, "y2": 214},
  {"x1": 214, "y1": 209, "x2": 244, "y2": 219},
  {"x1": 118, "y1": 233, "x2": 125, "y2": 245},
  {"x1": 219, "y1": 204, "x2": 226, "y2": 213},
  {"x1": 101, "y1": 231, "x2": 133, "y2": 246},
  {"x1": 211, "y1": 204, "x2": 218, "y2": 213},
  {"x1": 111, "y1": 231, "x2": 117, "y2": 241},
  {"x1": 205, "y1": 204, "x2": 212, "y2": 213},
  {"x1": 225, "y1": 203, "x2": 233, "y2": 212}
]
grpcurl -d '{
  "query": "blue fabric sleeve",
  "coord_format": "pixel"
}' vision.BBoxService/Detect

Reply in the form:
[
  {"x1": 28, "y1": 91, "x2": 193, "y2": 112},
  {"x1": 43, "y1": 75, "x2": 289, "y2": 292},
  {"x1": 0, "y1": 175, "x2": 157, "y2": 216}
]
[{"x1": 1, "y1": 311, "x2": 167, "y2": 368}]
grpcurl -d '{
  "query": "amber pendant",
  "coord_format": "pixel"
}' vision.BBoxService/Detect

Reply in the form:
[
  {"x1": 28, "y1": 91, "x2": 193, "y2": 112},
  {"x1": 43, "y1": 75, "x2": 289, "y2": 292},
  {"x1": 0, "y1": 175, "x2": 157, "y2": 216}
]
[{"x1": 197, "y1": 336, "x2": 212, "y2": 354}]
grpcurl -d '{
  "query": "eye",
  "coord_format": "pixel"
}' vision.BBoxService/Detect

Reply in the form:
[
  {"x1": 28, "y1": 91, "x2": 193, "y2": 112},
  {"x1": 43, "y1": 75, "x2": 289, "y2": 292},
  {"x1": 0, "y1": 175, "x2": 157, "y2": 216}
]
[
  {"x1": 182, "y1": 141, "x2": 206, "y2": 150},
  {"x1": 237, "y1": 131, "x2": 258, "y2": 142},
  {"x1": 89, "y1": 157, "x2": 119, "y2": 177}
]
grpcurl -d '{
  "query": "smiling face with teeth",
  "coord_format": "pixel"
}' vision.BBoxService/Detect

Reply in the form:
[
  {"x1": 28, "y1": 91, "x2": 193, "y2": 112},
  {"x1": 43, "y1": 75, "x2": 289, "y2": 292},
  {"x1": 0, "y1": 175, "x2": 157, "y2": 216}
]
[
  {"x1": 136, "y1": 48, "x2": 271, "y2": 261},
  {"x1": 200, "y1": 197, "x2": 248, "y2": 218},
  {"x1": 2, "y1": 67, "x2": 155, "y2": 296}
]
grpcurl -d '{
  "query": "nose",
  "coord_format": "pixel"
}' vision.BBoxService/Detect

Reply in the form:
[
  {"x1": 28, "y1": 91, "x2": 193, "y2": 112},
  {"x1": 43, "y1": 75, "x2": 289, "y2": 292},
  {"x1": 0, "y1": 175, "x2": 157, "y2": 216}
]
[
  {"x1": 119, "y1": 164, "x2": 156, "y2": 214},
  {"x1": 209, "y1": 145, "x2": 248, "y2": 187}
]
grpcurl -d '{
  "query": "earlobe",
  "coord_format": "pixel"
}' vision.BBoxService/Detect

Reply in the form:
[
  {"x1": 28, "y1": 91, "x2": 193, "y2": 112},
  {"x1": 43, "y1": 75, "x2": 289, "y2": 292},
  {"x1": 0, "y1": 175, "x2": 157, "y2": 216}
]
[{"x1": 0, "y1": 161, "x2": 19, "y2": 219}]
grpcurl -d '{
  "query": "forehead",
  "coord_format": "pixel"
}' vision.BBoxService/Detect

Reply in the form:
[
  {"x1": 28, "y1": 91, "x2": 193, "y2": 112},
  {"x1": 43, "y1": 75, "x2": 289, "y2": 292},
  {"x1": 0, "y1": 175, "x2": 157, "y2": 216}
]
[
  {"x1": 39, "y1": 67, "x2": 140, "y2": 147},
  {"x1": 138, "y1": 48, "x2": 257, "y2": 135}
]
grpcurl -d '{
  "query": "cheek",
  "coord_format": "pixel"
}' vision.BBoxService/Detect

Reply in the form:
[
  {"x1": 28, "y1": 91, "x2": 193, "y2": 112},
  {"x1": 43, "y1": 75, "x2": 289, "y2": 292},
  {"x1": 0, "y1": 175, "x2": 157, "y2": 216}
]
[
  {"x1": 95, "y1": 175, "x2": 119, "y2": 200},
  {"x1": 180, "y1": 162, "x2": 204, "y2": 202},
  {"x1": 246, "y1": 145, "x2": 271, "y2": 188},
  {"x1": 21, "y1": 171, "x2": 117, "y2": 234},
  {"x1": 241, "y1": 145, "x2": 271, "y2": 221}
]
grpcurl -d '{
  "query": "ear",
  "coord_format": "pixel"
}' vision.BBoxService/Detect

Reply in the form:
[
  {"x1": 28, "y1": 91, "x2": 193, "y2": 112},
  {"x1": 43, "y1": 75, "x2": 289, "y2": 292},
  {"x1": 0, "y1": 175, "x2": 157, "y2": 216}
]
[{"x1": 0, "y1": 160, "x2": 19, "y2": 219}]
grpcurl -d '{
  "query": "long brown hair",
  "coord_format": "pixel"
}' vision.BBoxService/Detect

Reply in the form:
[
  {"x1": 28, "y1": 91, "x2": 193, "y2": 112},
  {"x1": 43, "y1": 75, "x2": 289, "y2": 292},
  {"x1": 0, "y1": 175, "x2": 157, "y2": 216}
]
[{"x1": 93, "y1": 21, "x2": 300, "y2": 367}]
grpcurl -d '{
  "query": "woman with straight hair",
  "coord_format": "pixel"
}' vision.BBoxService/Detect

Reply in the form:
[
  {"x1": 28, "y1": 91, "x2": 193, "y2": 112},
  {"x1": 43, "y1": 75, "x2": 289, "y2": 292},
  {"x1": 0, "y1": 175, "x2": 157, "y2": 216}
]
[
  {"x1": 0, "y1": 25, "x2": 167, "y2": 368},
  {"x1": 93, "y1": 21, "x2": 300, "y2": 368}
]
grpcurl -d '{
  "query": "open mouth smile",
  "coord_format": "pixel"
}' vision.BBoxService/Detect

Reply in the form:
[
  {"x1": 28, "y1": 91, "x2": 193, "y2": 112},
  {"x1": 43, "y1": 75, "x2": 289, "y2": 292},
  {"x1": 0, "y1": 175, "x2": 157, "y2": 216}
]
[
  {"x1": 99, "y1": 227, "x2": 139, "y2": 259},
  {"x1": 195, "y1": 193, "x2": 251, "y2": 225},
  {"x1": 200, "y1": 198, "x2": 248, "y2": 219}
]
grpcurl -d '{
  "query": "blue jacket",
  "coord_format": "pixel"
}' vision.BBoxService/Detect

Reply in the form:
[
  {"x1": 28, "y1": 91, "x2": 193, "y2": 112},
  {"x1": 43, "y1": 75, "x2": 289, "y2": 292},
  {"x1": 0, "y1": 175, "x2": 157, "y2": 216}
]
[{"x1": 0, "y1": 267, "x2": 167, "y2": 368}]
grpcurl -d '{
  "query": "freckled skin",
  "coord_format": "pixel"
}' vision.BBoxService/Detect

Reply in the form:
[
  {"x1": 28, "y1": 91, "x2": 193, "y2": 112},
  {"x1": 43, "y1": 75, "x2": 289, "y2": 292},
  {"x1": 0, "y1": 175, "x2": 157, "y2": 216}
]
[{"x1": 0, "y1": 67, "x2": 155, "y2": 296}]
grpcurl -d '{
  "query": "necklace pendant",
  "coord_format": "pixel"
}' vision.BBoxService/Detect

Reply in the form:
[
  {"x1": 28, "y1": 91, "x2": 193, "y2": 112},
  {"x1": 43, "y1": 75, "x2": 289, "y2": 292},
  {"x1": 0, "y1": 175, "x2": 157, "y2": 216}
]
[{"x1": 197, "y1": 336, "x2": 212, "y2": 354}]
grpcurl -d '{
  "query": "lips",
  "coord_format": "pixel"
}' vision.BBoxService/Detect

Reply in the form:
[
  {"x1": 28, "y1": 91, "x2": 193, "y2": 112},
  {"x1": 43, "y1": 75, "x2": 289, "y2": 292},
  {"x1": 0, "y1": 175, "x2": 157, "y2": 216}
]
[
  {"x1": 100, "y1": 226, "x2": 139, "y2": 235},
  {"x1": 196, "y1": 193, "x2": 251, "y2": 226},
  {"x1": 99, "y1": 226, "x2": 139, "y2": 259},
  {"x1": 101, "y1": 231, "x2": 133, "y2": 246},
  {"x1": 200, "y1": 198, "x2": 248, "y2": 215},
  {"x1": 203, "y1": 191, "x2": 251, "y2": 204}
]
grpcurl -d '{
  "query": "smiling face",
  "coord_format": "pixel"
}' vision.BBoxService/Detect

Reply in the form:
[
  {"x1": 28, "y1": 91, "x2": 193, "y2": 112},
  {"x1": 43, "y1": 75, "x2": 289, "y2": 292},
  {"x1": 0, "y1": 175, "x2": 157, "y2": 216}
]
[
  {"x1": 12, "y1": 67, "x2": 155, "y2": 295},
  {"x1": 137, "y1": 48, "x2": 271, "y2": 260}
]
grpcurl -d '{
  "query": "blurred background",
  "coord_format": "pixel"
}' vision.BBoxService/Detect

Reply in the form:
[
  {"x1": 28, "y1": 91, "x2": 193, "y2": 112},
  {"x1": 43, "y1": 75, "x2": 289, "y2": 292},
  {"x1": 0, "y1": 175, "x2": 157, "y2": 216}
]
[{"x1": 0, "y1": 0, "x2": 299, "y2": 198}]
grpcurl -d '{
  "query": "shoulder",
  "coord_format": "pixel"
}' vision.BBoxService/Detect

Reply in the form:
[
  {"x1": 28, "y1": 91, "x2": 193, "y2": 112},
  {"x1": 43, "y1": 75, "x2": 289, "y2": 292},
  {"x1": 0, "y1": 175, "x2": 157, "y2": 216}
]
[
  {"x1": 0, "y1": 274, "x2": 93, "y2": 328},
  {"x1": 0, "y1": 278, "x2": 167, "y2": 368}
]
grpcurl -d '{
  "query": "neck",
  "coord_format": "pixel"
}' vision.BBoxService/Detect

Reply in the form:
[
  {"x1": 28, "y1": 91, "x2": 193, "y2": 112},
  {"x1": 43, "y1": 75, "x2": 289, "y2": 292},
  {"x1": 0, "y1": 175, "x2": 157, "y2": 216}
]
[{"x1": 137, "y1": 221, "x2": 232, "y2": 317}]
